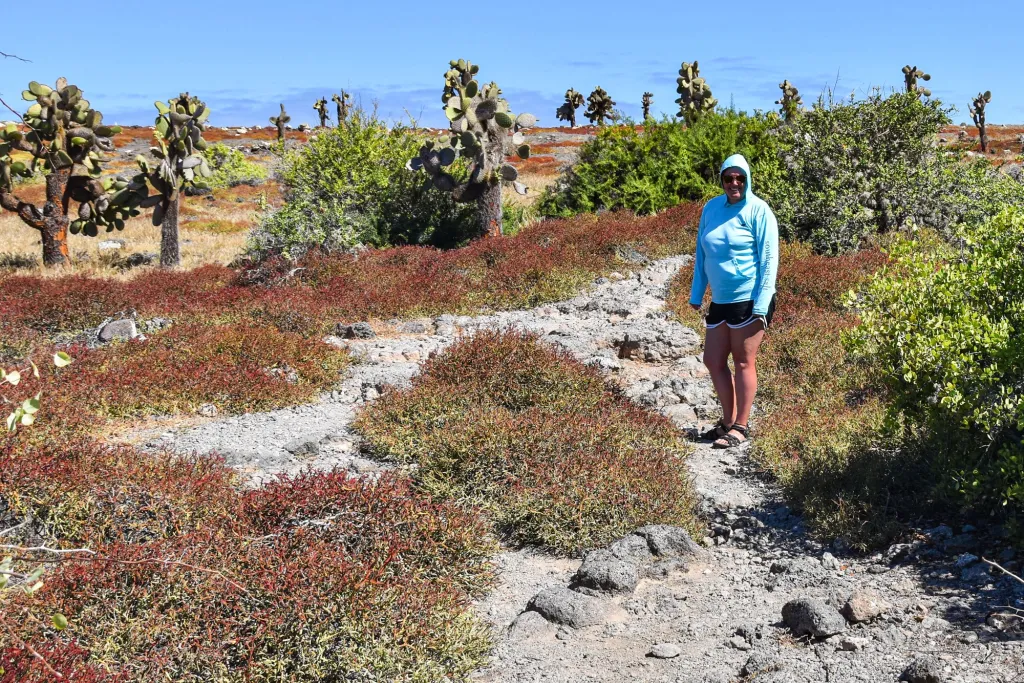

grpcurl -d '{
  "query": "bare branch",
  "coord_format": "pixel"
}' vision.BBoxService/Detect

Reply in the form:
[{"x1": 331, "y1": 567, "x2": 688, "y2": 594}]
[
  {"x1": 0, "y1": 50, "x2": 30, "y2": 62},
  {"x1": 983, "y1": 557, "x2": 1024, "y2": 584},
  {"x1": 0, "y1": 612, "x2": 64, "y2": 680},
  {"x1": 0, "y1": 190, "x2": 45, "y2": 231},
  {"x1": 0, "y1": 545, "x2": 96, "y2": 555}
]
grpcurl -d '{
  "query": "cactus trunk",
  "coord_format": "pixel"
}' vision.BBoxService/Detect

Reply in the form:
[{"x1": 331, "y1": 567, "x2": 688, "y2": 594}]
[
  {"x1": 476, "y1": 183, "x2": 503, "y2": 238},
  {"x1": 40, "y1": 170, "x2": 72, "y2": 267},
  {"x1": 160, "y1": 196, "x2": 180, "y2": 267},
  {"x1": 276, "y1": 119, "x2": 286, "y2": 141}
]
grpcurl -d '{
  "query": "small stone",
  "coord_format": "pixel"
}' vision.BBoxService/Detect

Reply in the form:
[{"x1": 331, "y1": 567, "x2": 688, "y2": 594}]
[
  {"x1": 400, "y1": 321, "x2": 428, "y2": 334},
  {"x1": 782, "y1": 598, "x2": 847, "y2": 638},
  {"x1": 506, "y1": 610, "x2": 554, "y2": 642},
  {"x1": 573, "y1": 549, "x2": 640, "y2": 595},
  {"x1": 634, "y1": 525, "x2": 704, "y2": 558},
  {"x1": 742, "y1": 652, "x2": 781, "y2": 677},
  {"x1": 727, "y1": 635, "x2": 751, "y2": 651},
  {"x1": 900, "y1": 656, "x2": 947, "y2": 683},
  {"x1": 608, "y1": 533, "x2": 655, "y2": 563},
  {"x1": 839, "y1": 636, "x2": 870, "y2": 652},
  {"x1": 648, "y1": 643, "x2": 681, "y2": 659},
  {"x1": 527, "y1": 587, "x2": 609, "y2": 628},
  {"x1": 336, "y1": 321, "x2": 375, "y2": 339},
  {"x1": 98, "y1": 318, "x2": 138, "y2": 342},
  {"x1": 97, "y1": 239, "x2": 124, "y2": 251},
  {"x1": 821, "y1": 552, "x2": 842, "y2": 571},
  {"x1": 283, "y1": 439, "x2": 320, "y2": 457},
  {"x1": 842, "y1": 590, "x2": 890, "y2": 624},
  {"x1": 885, "y1": 543, "x2": 912, "y2": 563},
  {"x1": 960, "y1": 563, "x2": 991, "y2": 584},
  {"x1": 769, "y1": 560, "x2": 792, "y2": 574},
  {"x1": 953, "y1": 553, "x2": 978, "y2": 568},
  {"x1": 986, "y1": 612, "x2": 1024, "y2": 631},
  {"x1": 197, "y1": 403, "x2": 218, "y2": 417}
]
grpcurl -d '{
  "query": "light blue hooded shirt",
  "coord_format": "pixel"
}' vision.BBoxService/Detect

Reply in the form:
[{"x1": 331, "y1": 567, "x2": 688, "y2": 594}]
[{"x1": 689, "y1": 154, "x2": 779, "y2": 315}]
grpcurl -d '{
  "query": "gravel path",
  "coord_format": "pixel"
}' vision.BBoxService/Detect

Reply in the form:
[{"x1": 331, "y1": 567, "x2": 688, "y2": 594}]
[{"x1": 129, "y1": 255, "x2": 1024, "y2": 683}]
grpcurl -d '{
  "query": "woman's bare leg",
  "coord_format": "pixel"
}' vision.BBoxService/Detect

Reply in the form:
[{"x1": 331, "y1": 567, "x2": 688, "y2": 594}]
[
  {"x1": 729, "y1": 321, "x2": 766, "y2": 433},
  {"x1": 702, "y1": 324, "x2": 736, "y2": 426}
]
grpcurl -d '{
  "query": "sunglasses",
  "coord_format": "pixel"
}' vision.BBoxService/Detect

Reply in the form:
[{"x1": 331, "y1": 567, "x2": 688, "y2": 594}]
[{"x1": 722, "y1": 174, "x2": 746, "y2": 185}]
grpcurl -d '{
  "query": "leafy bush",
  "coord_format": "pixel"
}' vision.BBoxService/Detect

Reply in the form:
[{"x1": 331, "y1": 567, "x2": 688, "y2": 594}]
[
  {"x1": 536, "y1": 111, "x2": 780, "y2": 217},
  {"x1": 758, "y1": 90, "x2": 1024, "y2": 253},
  {"x1": 247, "y1": 110, "x2": 477, "y2": 257},
  {"x1": 846, "y1": 208, "x2": 1024, "y2": 522},
  {"x1": 202, "y1": 143, "x2": 268, "y2": 188},
  {"x1": 355, "y1": 330, "x2": 698, "y2": 554}
]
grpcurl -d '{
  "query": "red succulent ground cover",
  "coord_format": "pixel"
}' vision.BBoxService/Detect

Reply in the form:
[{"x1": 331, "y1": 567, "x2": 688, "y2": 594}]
[
  {"x1": 355, "y1": 329, "x2": 700, "y2": 555},
  {"x1": 1, "y1": 204, "x2": 703, "y2": 679}
]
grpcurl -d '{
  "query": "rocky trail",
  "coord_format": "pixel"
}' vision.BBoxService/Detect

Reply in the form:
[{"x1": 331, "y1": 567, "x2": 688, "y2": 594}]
[{"x1": 122, "y1": 256, "x2": 1024, "y2": 682}]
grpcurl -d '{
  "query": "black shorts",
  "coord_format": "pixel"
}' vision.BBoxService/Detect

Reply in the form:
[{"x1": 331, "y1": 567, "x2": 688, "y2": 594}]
[{"x1": 705, "y1": 295, "x2": 776, "y2": 330}]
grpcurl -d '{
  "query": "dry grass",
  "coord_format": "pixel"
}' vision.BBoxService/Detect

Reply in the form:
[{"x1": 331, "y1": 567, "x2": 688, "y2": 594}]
[{"x1": 503, "y1": 171, "x2": 557, "y2": 209}]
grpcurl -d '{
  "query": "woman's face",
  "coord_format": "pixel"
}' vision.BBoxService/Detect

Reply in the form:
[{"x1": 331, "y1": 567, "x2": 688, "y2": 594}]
[{"x1": 722, "y1": 167, "x2": 746, "y2": 203}]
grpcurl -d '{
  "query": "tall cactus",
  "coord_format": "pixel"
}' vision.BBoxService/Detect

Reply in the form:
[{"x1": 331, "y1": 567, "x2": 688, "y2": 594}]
[
  {"x1": 270, "y1": 103, "x2": 290, "y2": 142},
  {"x1": 313, "y1": 97, "x2": 329, "y2": 128},
  {"x1": 0, "y1": 78, "x2": 139, "y2": 266},
  {"x1": 134, "y1": 93, "x2": 212, "y2": 267},
  {"x1": 969, "y1": 90, "x2": 992, "y2": 153},
  {"x1": 556, "y1": 88, "x2": 584, "y2": 128},
  {"x1": 332, "y1": 91, "x2": 351, "y2": 126},
  {"x1": 585, "y1": 87, "x2": 615, "y2": 126},
  {"x1": 775, "y1": 80, "x2": 803, "y2": 122},
  {"x1": 407, "y1": 59, "x2": 536, "y2": 238},
  {"x1": 675, "y1": 61, "x2": 717, "y2": 125},
  {"x1": 902, "y1": 65, "x2": 932, "y2": 97},
  {"x1": 641, "y1": 92, "x2": 654, "y2": 121}
]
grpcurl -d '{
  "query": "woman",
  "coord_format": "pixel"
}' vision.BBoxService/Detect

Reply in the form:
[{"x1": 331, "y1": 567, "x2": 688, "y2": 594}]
[{"x1": 689, "y1": 153, "x2": 778, "y2": 449}]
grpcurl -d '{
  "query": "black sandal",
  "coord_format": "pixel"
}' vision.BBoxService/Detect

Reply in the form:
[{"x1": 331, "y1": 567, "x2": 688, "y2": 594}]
[
  {"x1": 713, "y1": 423, "x2": 749, "y2": 449},
  {"x1": 699, "y1": 420, "x2": 733, "y2": 441}
]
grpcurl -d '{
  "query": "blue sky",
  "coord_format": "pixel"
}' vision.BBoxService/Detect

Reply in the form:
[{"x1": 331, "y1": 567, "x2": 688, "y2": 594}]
[{"x1": 2, "y1": 1, "x2": 1022, "y2": 129}]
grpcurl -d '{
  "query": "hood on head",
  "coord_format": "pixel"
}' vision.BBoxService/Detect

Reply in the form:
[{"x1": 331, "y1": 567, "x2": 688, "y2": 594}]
[{"x1": 720, "y1": 153, "x2": 752, "y2": 200}]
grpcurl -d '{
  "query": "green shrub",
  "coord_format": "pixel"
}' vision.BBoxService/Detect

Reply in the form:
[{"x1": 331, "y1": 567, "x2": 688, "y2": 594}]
[
  {"x1": 248, "y1": 110, "x2": 477, "y2": 257},
  {"x1": 202, "y1": 143, "x2": 268, "y2": 188},
  {"x1": 758, "y1": 90, "x2": 1024, "y2": 253},
  {"x1": 355, "y1": 330, "x2": 698, "y2": 555},
  {"x1": 536, "y1": 111, "x2": 780, "y2": 217},
  {"x1": 846, "y1": 208, "x2": 1024, "y2": 523}
]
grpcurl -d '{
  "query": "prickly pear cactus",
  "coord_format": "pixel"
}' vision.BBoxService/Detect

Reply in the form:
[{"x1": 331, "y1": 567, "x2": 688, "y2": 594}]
[
  {"x1": 332, "y1": 91, "x2": 351, "y2": 125},
  {"x1": 0, "y1": 78, "x2": 139, "y2": 266},
  {"x1": 313, "y1": 97, "x2": 329, "y2": 128},
  {"x1": 584, "y1": 87, "x2": 616, "y2": 126},
  {"x1": 270, "y1": 103, "x2": 291, "y2": 141},
  {"x1": 775, "y1": 80, "x2": 803, "y2": 121},
  {"x1": 969, "y1": 90, "x2": 992, "y2": 152},
  {"x1": 135, "y1": 93, "x2": 213, "y2": 266},
  {"x1": 556, "y1": 88, "x2": 584, "y2": 128},
  {"x1": 675, "y1": 61, "x2": 717, "y2": 125},
  {"x1": 408, "y1": 59, "x2": 536, "y2": 238},
  {"x1": 641, "y1": 92, "x2": 654, "y2": 121},
  {"x1": 902, "y1": 65, "x2": 932, "y2": 97}
]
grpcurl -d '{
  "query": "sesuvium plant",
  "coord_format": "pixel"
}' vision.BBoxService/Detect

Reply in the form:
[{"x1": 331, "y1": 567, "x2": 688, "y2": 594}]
[
  {"x1": 556, "y1": 88, "x2": 584, "y2": 128},
  {"x1": 675, "y1": 61, "x2": 717, "y2": 125},
  {"x1": 270, "y1": 103, "x2": 290, "y2": 142},
  {"x1": 902, "y1": 65, "x2": 932, "y2": 97},
  {"x1": 584, "y1": 87, "x2": 615, "y2": 126},
  {"x1": 0, "y1": 79, "x2": 140, "y2": 267},
  {"x1": 969, "y1": 90, "x2": 991, "y2": 153},
  {"x1": 134, "y1": 94, "x2": 213, "y2": 267},
  {"x1": 407, "y1": 58, "x2": 536, "y2": 238}
]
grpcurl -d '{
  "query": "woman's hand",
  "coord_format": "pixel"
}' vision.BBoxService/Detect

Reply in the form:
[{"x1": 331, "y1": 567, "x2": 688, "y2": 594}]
[{"x1": 689, "y1": 303, "x2": 701, "y2": 312}]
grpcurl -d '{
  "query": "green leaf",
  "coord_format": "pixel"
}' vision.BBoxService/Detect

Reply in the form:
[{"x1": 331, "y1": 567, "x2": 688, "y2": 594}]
[
  {"x1": 54, "y1": 351, "x2": 72, "y2": 367},
  {"x1": 52, "y1": 614, "x2": 68, "y2": 631}
]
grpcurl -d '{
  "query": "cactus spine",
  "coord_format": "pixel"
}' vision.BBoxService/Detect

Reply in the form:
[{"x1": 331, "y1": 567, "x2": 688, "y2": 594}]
[
  {"x1": 313, "y1": 97, "x2": 329, "y2": 128},
  {"x1": 408, "y1": 58, "x2": 536, "y2": 238},
  {"x1": 0, "y1": 78, "x2": 137, "y2": 266},
  {"x1": 675, "y1": 61, "x2": 717, "y2": 125},
  {"x1": 270, "y1": 103, "x2": 290, "y2": 142},
  {"x1": 775, "y1": 80, "x2": 803, "y2": 121},
  {"x1": 902, "y1": 65, "x2": 932, "y2": 97},
  {"x1": 641, "y1": 92, "x2": 653, "y2": 121},
  {"x1": 135, "y1": 93, "x2": 212, "y2": 267},
  {"x1": 332, "y1": 91, "x2": 351, "y2": 126},
  {"x1": 584, "y1": 87, "x2": 615, "y2": 126},
  {"x1": 969, "y1": 90, "x2": 992, "y2": 153},
  {"x1": 556, "y1": 88, "x2": 584, "y2": 128}
]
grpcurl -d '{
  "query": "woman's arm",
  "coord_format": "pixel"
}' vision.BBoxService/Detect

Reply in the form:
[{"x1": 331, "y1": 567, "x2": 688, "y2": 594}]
[
  {"x1": 752, "y1": 204, "x2": 779, "y2": 316},
  {"x1": 689, "y1": 209, "x2": 708, "y2": 307}
]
